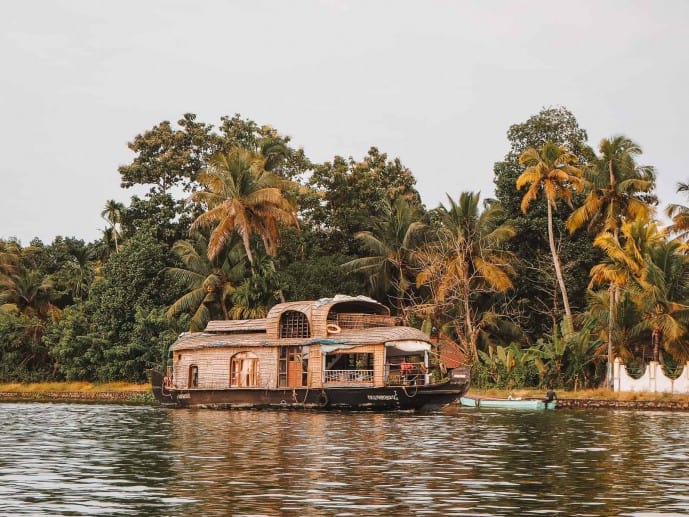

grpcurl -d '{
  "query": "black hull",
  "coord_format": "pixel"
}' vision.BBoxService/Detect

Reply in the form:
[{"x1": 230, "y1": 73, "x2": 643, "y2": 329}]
[{"x1": 151, "y1": 370, "x2": 469, "y2": 412}]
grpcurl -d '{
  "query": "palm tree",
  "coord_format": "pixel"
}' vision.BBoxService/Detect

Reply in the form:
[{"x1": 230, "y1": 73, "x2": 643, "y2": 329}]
[
  {"x1": 63, "y1": 245, "x2": 95, "y2": 302},
  {"x1": 633, "y1": 236, "x2": 689, "y2": 362},
  {"x1": 101, "y1": 200, "x2": 125, "y2": 253},
  {"x1": 342, "y1": 198, "x2": 426, "y2": 315},
  {"x1": 517, "y1": 142, "x2": 584, "y2": 333},
  {"x1": 229, "y1": 253, "x2": 283, "y2": 320},
  {"x1": 567, "y1": 135, "x2": 656, "y2": 385},
  {"x1": 591, "y1": 218, "x2": 689, "y2": 363},
  {"x1": 189, "y1": 147, "x2": 299, "y2": 268},
  {"x1": 165, "y1": 234, "x2": 245, "y2": 330},
  {"x1": 666, "y1": 182, "x2": 689, "y2": 241},
  {"x1": 0, "y1": 267, "x2": 57, "y2": 318},
  {"x1": 415, "y1": 192, "x2": 516, "y2": 361},
  {"x1": 567, "y1": 136, "x2": 655, "y2": 237}
]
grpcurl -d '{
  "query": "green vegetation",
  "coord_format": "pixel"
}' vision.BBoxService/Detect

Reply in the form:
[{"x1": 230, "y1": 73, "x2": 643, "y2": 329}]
[{"x1": 2, "y1": 107, "x2": 687, "y2": 392}]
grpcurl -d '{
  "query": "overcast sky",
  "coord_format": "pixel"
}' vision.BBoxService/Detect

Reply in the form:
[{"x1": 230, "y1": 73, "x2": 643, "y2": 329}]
[{"x1": 2, "y1": 0, "x2": 688, "y2": 245}]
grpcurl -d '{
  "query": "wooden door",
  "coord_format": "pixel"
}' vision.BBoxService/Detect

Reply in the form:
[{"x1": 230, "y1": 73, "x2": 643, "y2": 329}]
[{"x1": 287, "y1": 347, "x2": 304, "y2": 387}]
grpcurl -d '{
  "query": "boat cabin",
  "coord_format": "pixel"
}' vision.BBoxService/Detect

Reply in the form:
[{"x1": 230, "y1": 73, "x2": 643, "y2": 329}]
[{"x1": 167, "y1": 295, "x2": 434, "y2": 391}]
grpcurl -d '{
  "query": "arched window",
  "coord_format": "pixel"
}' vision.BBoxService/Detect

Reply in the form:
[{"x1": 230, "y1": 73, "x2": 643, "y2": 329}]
[
  {"x1": 279, "y1": 310, "x2": 310, "y2": 338},
  {"x1": 230, "y1": 352, "x2": 259, "y2": 387}
]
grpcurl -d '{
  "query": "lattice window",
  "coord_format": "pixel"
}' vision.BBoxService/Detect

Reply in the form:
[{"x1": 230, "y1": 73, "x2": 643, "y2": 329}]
[
  {"x1": 335, "y1": 313, "x2": 398, "y2": 329},
  {"x1": 279, "y1": 310, "x2": 310, "y2": 338}
]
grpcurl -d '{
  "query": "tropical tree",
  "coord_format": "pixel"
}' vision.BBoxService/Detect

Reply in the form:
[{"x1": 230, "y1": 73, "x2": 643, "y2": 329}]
[
  {"x1": 101, "y1": 200, "x2": 126, "y2": 253},
  {"x1": 494, "y1": 107, "x2": 596, "y2": 342},
  {"x1": 59, "y1": 244, "x2": 95, "y2": 303},
  {"x1": 591, "y1": 218, "x2": 689, "y2": 363},
  {"x1": 633, "y1": 236, "x2": 689, "y2": 362},
  {"x1": 517, "y1": 142, "x2": 584, "y2": 333},
  {"x1": 415, "y1": 192, "x2": 516, "y2": 361},
  {"x1": 0, "y1": 240, "x2": 21, "y2": 295},
  {"x1": 165, "y1": 234, "x2": 245, "y2": 330},
  {"x1": 666, "y1": 182, "x2": 689, "y2": 241},
  {"x1": 342, "y1": 198, "x2": 426, "y2": 314},
  {"x1": 189, "y1": 147, "x2": 299, "y2": 267},
  {"x1": 567, "y1": 135, "x2": 656, "y2": 385},
  {"x1": 228, "y1": 253, "x2": 283, "y2": 319},
  {"x1": 0, "y1": 267, "x2": 57, "y2": 318},
  {"x1": 308, "y1": 147, "x2": 423, "y2": 255}
]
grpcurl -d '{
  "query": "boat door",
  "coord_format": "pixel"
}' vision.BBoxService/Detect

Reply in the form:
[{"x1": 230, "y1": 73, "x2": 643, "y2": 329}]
[{"x1": 279, "y1": 346, "x2": 307, "y2": 387}]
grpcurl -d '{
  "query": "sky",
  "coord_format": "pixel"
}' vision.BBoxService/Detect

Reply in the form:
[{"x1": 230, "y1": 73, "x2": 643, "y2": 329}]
[{"x1": 2, "y1": 0, "x2": 688, "y2": 245}]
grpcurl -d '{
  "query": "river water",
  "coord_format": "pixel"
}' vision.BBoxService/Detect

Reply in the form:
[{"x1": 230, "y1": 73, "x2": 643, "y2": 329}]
[{"x1": 2, "y1": 403, "x2": 689, "y2": 516}]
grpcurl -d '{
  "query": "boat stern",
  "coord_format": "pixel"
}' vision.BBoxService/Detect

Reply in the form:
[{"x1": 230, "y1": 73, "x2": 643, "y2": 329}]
[{"x1": 448, "y1": 366, "x2": 471, "y2": 392}]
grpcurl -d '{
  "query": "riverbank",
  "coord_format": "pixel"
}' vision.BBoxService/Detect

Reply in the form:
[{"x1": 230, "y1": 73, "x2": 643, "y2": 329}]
[
  {"x1": 4, "y1": 383, "x2": 689, "y2": 410},
  {"x1": 0, "y1": 382, "x2": 151, "y2": 404}
]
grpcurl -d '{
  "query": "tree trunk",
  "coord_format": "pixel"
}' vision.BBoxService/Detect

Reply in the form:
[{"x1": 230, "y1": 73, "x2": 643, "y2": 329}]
[
  {"x1": 606, "y1": 283, "x2": 616, "y2": 388},
  {"x1": 653, "y1": 328, "x2": 660, "y2": 362},
  {"x1": 606, "y1": 226, "x2": 620, "y2": 389},
  {"x1": 547, "y1": 202, "x2": 573, "y2": 333},
  {"x1": 462, "y1": 280, "x2": 477, "y2": 362}
]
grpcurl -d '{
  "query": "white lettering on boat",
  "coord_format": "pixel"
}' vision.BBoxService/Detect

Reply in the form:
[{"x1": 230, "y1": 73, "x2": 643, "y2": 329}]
[{"x1": 367, "y1": 391, "x2": 399, "y2": 401}]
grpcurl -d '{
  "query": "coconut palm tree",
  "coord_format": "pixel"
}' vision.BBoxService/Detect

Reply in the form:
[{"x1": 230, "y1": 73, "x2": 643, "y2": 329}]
[
  {"x1": 517, "y1": 143, "x2": 584, "y2": 333},
  {"x1": 566, "y1": 135, "x2": 656, "y2": 385},
  {"x1": 101, "y1": 200, "x2": 125, "y2": 253},
  {"x1": 666, "y1": 182, "x2": 689, "y2": 241},
  {"x1": 228, "y1": 252, "x2": 283, "y2": 320},
  {"x1": 591, "y1": 218, "x2": 689, "y2": 363},
  {"x1": 189, "y1": 147, "x2": 299, "y2": 268},
  {"x1": 633, "y1": 236, "x2": 689, "y2": 362},
  {"x1": 165, "y1": 234, "x2": 246, "y2": 330},
  {"x1": 415, "y1": 192, "x2": 516, "y2": 361},
  {"x1": 567, "y1": 136, "x2": 655, "y2": 237},
  {"x1": 342, "y1": 198, "x2": 426, "y2": 315}
]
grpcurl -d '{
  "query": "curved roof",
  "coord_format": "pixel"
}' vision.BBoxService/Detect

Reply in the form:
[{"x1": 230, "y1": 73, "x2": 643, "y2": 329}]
[{"x1": 265, "y1": 295, "x2": 389, "y2": 338}]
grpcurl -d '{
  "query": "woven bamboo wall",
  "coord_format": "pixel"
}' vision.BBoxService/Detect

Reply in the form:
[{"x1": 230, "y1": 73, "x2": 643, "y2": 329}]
[{"x1": 173, "y1": 346, "x2": 278, "y2": 389}]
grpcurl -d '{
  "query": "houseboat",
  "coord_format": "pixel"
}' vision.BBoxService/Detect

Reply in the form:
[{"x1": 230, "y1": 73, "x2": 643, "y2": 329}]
[{"x1": 151, "y1": 295, "x2": 470, "y2": 411}]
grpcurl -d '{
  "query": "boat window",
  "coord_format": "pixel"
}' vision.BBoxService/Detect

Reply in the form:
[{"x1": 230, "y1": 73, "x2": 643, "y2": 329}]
[
  {"x1": 189, "y1": 365, "x2": 199, "y2": 388},
  {"x1": 323, "y1": 352, "x2": 374, "y2": 383},
  {"x1": 279, "y1": 311, "x2": 311, "y2": 338},
  {"x1": 230, "y1": 352, "x2": 259, "y2": 387},
  {"x1": 326, "y1": 353, "x2": 373, "y2": 371}
]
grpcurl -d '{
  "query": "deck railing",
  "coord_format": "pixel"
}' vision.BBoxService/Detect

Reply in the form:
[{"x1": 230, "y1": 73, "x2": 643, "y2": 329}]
[
  {"x1": 323, "y1": 369, "x2": 374, "y2": 383},
  {"x1": 385, "y1": 363, "x2": 426, "y2": 386}
]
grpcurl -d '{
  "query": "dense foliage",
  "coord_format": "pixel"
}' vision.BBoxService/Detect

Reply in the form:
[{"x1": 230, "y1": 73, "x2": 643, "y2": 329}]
[{"x1": 2, "y1": 108, "x2": 685, "y2": 391}]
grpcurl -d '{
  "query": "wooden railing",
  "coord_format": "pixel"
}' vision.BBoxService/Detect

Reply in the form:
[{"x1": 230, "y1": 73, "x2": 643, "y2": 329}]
[
  {"x1": 323, "y1": 369, "x2": 374, "y2": 383},
  {"x1": 386, "y1": 363, "x2": 426, "y2": 386}
]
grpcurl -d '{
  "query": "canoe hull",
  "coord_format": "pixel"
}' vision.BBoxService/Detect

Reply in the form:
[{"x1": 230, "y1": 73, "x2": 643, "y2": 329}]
[{"x1": 460, "y1": 395, "x2": 557, "y2": 410}]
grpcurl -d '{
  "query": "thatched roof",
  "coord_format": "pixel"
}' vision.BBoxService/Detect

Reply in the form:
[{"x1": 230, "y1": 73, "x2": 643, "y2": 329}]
[
  {"x1": 204, "y1": 319, "x2": 267, "y2": 333},
  {"x1": 170, "y1": 325, "x2": 430, "y2": 352}
]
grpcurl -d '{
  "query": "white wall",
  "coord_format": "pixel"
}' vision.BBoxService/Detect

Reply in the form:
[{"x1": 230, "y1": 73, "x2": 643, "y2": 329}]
[{"x1": 614, "y1": 358, "x2": 689, "y2": 394}]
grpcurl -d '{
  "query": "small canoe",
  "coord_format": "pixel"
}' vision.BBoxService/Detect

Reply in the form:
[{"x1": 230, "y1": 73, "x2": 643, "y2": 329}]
[{"x1": 460, "y1": 395, "x2": 557, "y2": 410}]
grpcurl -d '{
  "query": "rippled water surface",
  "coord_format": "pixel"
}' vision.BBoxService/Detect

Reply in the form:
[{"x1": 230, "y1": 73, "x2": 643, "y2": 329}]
[{"x1": 3, "y1": 403, "x2": 689, "y2": 516}]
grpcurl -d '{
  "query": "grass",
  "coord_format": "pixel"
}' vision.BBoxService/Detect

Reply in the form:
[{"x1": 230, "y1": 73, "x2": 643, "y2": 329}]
[
  {"x1": 466, "y1": 387, "x2": 689, "y2": 402},
  {"x1": 0, "y1": 381, "x2": 148, "y2": 393}
]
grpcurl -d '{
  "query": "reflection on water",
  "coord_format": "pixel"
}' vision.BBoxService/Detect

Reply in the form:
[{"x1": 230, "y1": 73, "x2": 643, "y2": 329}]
[{"x1": 2, "y1": 403, "x2": 689, "y2": 515}]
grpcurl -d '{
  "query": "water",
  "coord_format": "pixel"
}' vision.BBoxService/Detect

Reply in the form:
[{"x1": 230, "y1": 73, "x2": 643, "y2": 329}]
[{"x1": 2, "y1": 404, "x2": 689, "y2": 516}]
